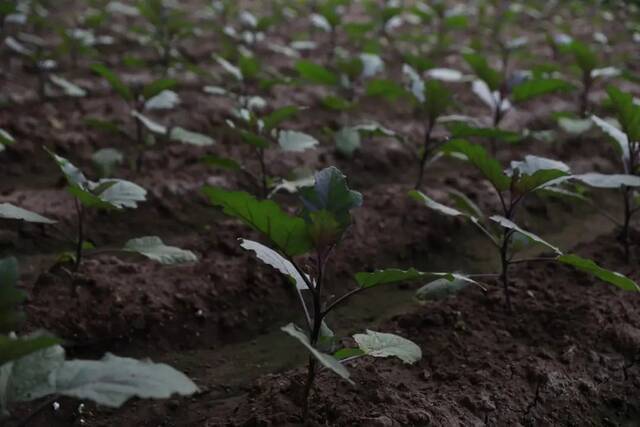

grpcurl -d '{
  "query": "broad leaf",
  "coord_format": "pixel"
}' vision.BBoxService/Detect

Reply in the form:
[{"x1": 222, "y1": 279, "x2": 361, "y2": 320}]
[
  {"x1": 90, "y1": 179, "x2": 147, "y2": 209},
  {"x1": 353, "y1": 330, "x2": 421, "y2": 364},
  {"x1": 239, "y1": 239, "x2": 310, "y2": 290},
  {"x1": 49, "y1": 75, "x2": 87, "y2": 97},
  {"x1": 416, "y1": 277, "x2": 470, "y2": 301},
  {"x1": 295, "y1": 60, "x2": 339, "y2": 86},
  {"x1": 591, "y1": 115, "x2": 630, "y2": 166},
  {"x1": 0, "y1": 203, "x2": 56, "y2": 224},
  {"x1": 278, "y1": 130, "x2": 318, "y2": 152},
  {"x1": 571, "y1": 173, "x2": 640, "y2": 188},
  {"x1": 46, "y1": 149, "x2": 88, "y2": 188},
  {"x1": 202, "y1": 187, "x2": 312, "y2": 256},
  {"x1": 169, "y1": 127, "x2": 215, "y2": 146},
  {"x1": 463, "y1": 53, "x2": 501, "y2": 90},
  {"x1": 0, "y1": 128, "x2": 15, "y2": 146},
  {"x1": 442, "y1": 140, "x2": 511, "y2": 191},
  {"x1": 558, "y1": 254, "x2": 639, "y2": 291},
  {"x1": 335, "y1": 127, "x2": 361, "y2": 157},
  {"x1": 263, "y1": 106, "x2": 299, "y2": 132},
  {"x1": 448, "y1": 122, "x2": 522, "y2": 144},
  {"x1": 299, "y1": 167, "x2": 362, "y2": 230},
  {"x1": 512, "y1": 78, "x2": 573, "y2": 103},
  {"x1": 355, "y1": 268, "x2": 460, "y2": 289},
  {"x1": 490, "y1": 215, "x2": 562, "y2": 254},
  {"x1": 145, "y1": 90, "x2": 180, "y2": 110},
  {"x1": 281, "y1": 323, "x2": 352, "y2": 384},
  {"x1": 91, "y1": 63, "x2": 132, "y2": 101},
  {"x1": 131, "y1": 111, "x2": 167, "y2": 135},
  {"x1": 124, "y1": 236, "x2": 197, "y2": 265}
]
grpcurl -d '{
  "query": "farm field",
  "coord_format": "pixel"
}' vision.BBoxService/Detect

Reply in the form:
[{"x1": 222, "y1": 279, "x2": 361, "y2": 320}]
[{"x1": 1, "y1": 0, "x2": 640, "y2": 425}]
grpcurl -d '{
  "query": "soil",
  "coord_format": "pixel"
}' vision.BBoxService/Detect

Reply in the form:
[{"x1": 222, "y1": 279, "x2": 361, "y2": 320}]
[{"x1": 1, "y1": 1, "x2": 640, "y2": 426}]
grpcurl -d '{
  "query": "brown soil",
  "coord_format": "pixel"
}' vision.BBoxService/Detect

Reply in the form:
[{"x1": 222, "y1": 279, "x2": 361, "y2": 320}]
[{"x1": 2, "y1": 1, "x2": 640, "y2": 426}]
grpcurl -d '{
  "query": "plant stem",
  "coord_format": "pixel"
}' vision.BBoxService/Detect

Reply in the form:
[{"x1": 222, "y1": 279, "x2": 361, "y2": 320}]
[
  {"x1": 255, "y1": 148, "x2": 268, "y2": 198},
  {"x1": 74, "y1": 199, "x2": 85, "y2": 271},
  {"x1": 414, "y1": 118, "x2": 434, "y2": 190},
  {"x1": 499, "y1": 228, "x2": 513, "y2": 312},
  {"x1": 622, "y1": 186, "x2": 632, "y2": 264},
  {"x1": 580, "y1": 71, "x2": 592, "y2": 118}
]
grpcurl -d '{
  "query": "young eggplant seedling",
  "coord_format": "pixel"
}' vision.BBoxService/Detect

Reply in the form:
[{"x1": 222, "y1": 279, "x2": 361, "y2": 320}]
[
  {"x1": 204, "y1": 166, "x2": 465, "y2": 420},
  {"x1": 410, "y1": 139, "x2": 639, "y2": 311},
  {"x1": 46, "y1": 149, "x2": 197, "y2": 270},
  {"x1": 590, "y1": 86, "x2": 640, "y2": 262}
]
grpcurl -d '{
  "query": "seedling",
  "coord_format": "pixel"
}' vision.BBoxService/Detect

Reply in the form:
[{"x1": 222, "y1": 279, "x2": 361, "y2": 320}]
[
  {"x1": 90, "y1": 64, "x2": 180, "y2": 170},
  {"x1": 589, "y1": 86, "x2": 640, "y2": 261},
  {"x1": 208, "y1": 104, "x2": 318, "y2": 198},
  {"x1": 204, "y1": 167, "x2": 466, "y2": 420},
  {"x1": 557, "y1": 39, "x2": 620, "y2": 117},
  {"x1": 136, "y1": 0, "x2": 193, "y2": 74},
  {"x1": 411, "y1": 139, "x2": 639, "y2": 310},
  {"x1": 461, "y1": 52, "x2": 573, "y2": 148},
  {"x1": 0, "y1": 257, "x2": 198, "y2": 421},
  {"x1": 402, "y1": 64, "x2": 454, "y2": 189}
]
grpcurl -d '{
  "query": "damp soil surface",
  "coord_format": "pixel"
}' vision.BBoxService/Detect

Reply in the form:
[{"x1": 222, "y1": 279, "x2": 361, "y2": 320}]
[{"x1": 2, "y1": 1, "x2": 640, "y2": 426}]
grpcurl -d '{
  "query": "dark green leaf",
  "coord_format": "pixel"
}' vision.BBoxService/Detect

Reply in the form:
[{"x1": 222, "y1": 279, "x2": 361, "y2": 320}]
[
  {"x1": 91, "y1": 63, "x2": 133, "y2": 101},
  {"x1": 202, "y1": 187, "x2": 312, "y2": 256},
  {"x1": 463, "y1": 53, "x2": 501, "y2": 91},
  {"x1": 263, "y1": 106, "x2": 299, "y2": 131},
  {"x1": 295, "y1": 60, "x2": 339, "y2": 86},
  {"x1": 441, "y1": 140, "x2": 511, "y2": 190},
  {"x1": 512, "y1": 78, "x2": 574, "y2": 103},
  {"x1": 558, "y1": 254, "x2": 639, "y2": 291},
  {"x1": 0, "y1": 335, "x2": 60, "y2": 366}
]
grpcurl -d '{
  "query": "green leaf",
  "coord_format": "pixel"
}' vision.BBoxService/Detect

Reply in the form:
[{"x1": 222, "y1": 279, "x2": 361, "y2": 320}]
[
  {"x1": 558, "y1": 117, "x2": 592, "y2": 134},
  {"x1": 335, "y1": 127, "x2": 361, "y2": 157},
  {"x1": 144, "y1": 90, "x2": 180, "y2": 110},
  {"x1": 0, "y1": 203, "x2": 56, "y2": 224},
  {"x1": 463, "y1": 52, "x2": 502, "y2": 91},
  {"x1": 131, "y1": 111, "x2": 167, "y2": 135},
  {"x1": 512, "y1": 78, "x2": 573, "y2": 103},
  {"x1": 299, "y1": 166, "x2": 362, "y2": 230},
  {"x1": 447, "y1": 189, "x2": 484, "y2": 218},
  {"x1": 365, "y1": 79, "x2": 406, "y2": 100},
  {"x1": 84, "y1": 117, "x2": 122, "y2": 134},
  {"x1": 355, "y1": 268, "x2": 452, "y2": 289},
  {"x1": 239, "y1": 129, "x2": 269, "y2": 149},
  {"x1": 123, "y1": 236, "x2": 198, "y2": 265},
  {"x1": 591, "y1": 115, "x2": 630, "y2": 164},
  {"x1": 263, "y1": 106, "x2": 299, "y2": 132},
  {"x1": 448, "y1": 123, "x2": 522, "y2": 144},
  {"x1": 281, "y1": 323, "x2": 353, "y2": 384},
  {"x1": 333, "y1": 347, "x2": 365, "y2": 360},
  {"x1": 201, "y1": 155, "x2": 241, "y2": 171},
  {"x1": 239, "y1": 239, "x2": 310, "y2": 290},
  {"x1": 278, "y1": 130, "x2": 318, "y2": 152},
  {"x1": 49, "y1": 75, "x2": 87, "y2": 97},
  {"x1": 416, "y1": 277, "x2": 470, "y2": 301},
  {"x1": 423, "y1": 79, "x2": 452, "y2": 121},
  {"x1": 441, "y1": 140, "x2": 511, "y2": 191},
  {"x1": 607, "y1": 86, "x2": 640, "y2": 143},
  {"x1": 571, "y1": 173, "x2": 640, "y2": 188},
  {"x1": 91, "y1": 63, "x2": 133, "y2": 101},
  {"x1": 169, "y1": 127, "x2": 215, "y2": 146},
  {"x1": 202, "y1": 187, "x2": 312, "y2": 257},
  {"x1": 353, "y1": 330, "x2": 422, "y2": 364},
  {"x1": 89, "y1": 179, "x2": 147, "y2": 209},
  {"x1": 409, "y1": 190, "x2": 472, "y2": 218},
  {"x1": 143, "y1": 78, "x2": 177, "y2": 100},
  {"x1": 0, "y1": 335, "x2": 60, "y2": 366},
  {"x1": 557, "y1": 254, "x2": 639, "y2": 291},
  {"x1": 561, "y1": 41, "x2": 598, "y2": 74},
  {"x1": 490, "y1": 215, "x2": 562, "y2": 254},
  {"x1": 0, "y1": 128, "x2": 15, "y2": 146},
  {"x1": 321, "y1": 95, "x2": 353, "y2": 110},
  {"x1": 45, "y1": 149, "x2": 88, "y2": 188},
  {"x1": 295, "y1": 60, "x2": 339, "y2": 86},
  {"x1": 92, "y1": 148, "x2": 124, "y2": 177}
]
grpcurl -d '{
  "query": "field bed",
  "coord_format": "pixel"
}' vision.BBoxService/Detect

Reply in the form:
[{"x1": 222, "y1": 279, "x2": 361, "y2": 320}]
[{"x1": 1, "y1": 1, "x2": 640, "y2": 426}]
